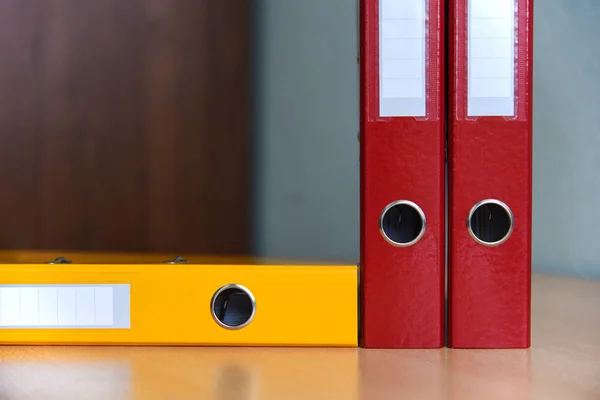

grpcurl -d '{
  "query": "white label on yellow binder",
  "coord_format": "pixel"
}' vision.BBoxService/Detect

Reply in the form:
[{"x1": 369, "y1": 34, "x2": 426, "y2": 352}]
[
  {"x1": 0, "y1": 285, "x2": 130, "y2": 328},
  {"x1": 468, "y1": 0, "x2": 515, "y2": 117},
  {"x1": 379, "y1": 0, "x2": 426, "y2": 117}
]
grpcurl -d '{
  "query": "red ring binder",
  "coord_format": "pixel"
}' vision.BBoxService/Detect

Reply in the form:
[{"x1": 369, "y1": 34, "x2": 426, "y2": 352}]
[
  {"x1": 448, "y1": 0, "x2": 533, "y2": 348},
  {"x1": 360, "y1": 0, "x2": 445, "y2": 348}
]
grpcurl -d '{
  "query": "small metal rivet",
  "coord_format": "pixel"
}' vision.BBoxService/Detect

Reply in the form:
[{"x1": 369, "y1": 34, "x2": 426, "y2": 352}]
[
  {"x1": 45, "y1": 257, "x2": 72, "y2": 264},
  {"x1": 164, "y1": 255, "x2": 188, "y2": 264}
]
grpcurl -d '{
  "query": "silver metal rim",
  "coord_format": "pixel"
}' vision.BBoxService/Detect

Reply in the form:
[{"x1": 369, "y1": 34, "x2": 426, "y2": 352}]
[
  {"x1": 210, "y1": 284, "x2": 256, "y2": 330},
  {"x1": 378, "y1": 200, "x2": 427, "y2": 247},
  {"x1": 466, "y1": 199, "x2": 514, "y2": 247}
]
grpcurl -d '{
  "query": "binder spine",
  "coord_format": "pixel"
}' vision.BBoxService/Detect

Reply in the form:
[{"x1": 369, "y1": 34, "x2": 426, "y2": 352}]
[
  {"x1": 448, "y1": 0, "x2": 533, "y2": 348},
  {"x1": 0, "y1": 264, "x2": 358, "y2": 347},
  {"x1": 360, "y1": 0, "x2": 445, "y2": 348}
]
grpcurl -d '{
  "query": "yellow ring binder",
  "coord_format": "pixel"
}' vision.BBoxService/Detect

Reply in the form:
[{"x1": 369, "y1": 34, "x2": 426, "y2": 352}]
[{"x1": 0, "y1": 259, "x2": 358, "y2": 347}]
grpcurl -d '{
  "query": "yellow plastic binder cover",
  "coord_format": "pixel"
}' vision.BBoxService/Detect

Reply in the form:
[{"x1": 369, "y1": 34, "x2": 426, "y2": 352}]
[
  {"x1": 0, "y1": 262, "x2": 358, "y2": 347},
  {"x1": 0, "y1": 250, "x2": 277, "y2": 264}
]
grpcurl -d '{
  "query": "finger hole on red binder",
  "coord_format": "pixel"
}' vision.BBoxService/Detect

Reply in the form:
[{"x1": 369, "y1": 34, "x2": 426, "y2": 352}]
[
  {"x1": 211, "y1": 284, "x2": 256, "y2": 330},
  {"x1": 379, "y1": 200, "x2": 426, "y2": 247},
  {"x1": 467, "y1": 199, "x2": 514, "y2": 247}
]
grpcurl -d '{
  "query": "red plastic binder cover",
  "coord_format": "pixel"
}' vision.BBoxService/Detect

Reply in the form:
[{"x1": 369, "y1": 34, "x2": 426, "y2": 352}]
[
  {"x1": 360, "y1": 0, "x2": 445, "y2": 348},
  {"x1": 448, "y1": 0, "x2": 533, "y2": 348}
]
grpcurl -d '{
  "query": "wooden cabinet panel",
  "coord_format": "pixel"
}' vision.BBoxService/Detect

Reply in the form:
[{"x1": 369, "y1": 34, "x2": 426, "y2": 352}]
[{"x1": 0, "y1": 0, "x2": 253, "y2": 254}]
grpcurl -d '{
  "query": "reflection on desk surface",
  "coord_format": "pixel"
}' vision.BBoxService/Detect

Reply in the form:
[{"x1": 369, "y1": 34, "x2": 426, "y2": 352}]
[{"x1": 0, "y1": 347, "x2": 358, "y2": 400}]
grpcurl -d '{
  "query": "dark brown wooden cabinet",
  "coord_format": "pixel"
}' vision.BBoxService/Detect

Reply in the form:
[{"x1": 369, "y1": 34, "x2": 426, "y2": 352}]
[{"x1": 0, "y1": 1, "x2": 254, "y2": 254}]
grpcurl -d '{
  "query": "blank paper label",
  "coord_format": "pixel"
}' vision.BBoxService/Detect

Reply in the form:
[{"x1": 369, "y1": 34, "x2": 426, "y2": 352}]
[
  {"x1": 0, "y1": 285, "x2": 130, "y2": 329},
  {"x1": 379, "y1": 0, "x2": 426, "y2": 117},
  {"x1": 468, "y1": 0, "x2": 515, "y2": 116}
]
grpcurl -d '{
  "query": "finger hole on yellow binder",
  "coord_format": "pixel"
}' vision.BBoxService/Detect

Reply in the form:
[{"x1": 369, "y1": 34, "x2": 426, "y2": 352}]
[{"x1": 210, "y1": 284, "x2": 256, "y2": 330}]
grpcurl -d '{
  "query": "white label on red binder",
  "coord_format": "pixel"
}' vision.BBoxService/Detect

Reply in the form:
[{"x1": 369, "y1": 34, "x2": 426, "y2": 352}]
[
  {"x1": 0, "y1": 284, "x2": 130, "y2": 328},
  {"x1": 379, "y1": 0, "x2": 426, "y2": 117},
  {"x1": 468, "y1": 0, "x2": 515, "y2": 116}
]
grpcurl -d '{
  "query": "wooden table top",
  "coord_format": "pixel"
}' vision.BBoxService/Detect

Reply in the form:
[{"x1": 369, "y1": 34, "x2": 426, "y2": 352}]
[{"x1": 0, "y1": 273, "x2": 598, "y2": 400}]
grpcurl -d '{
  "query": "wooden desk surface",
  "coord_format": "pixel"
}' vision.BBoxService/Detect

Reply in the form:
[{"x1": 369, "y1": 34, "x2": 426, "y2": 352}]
[{"x1": 0, "y1": 274, "x2": 598, "y2": 400}]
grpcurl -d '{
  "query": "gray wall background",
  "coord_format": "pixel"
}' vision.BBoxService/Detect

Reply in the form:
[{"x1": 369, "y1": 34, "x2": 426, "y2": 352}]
[
  {"x1": 254, "y1": 0, "x2": 600, "y2": 278},
  {"x1": 532, "y1": 0, "x2": 600, "y2": 278}
]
